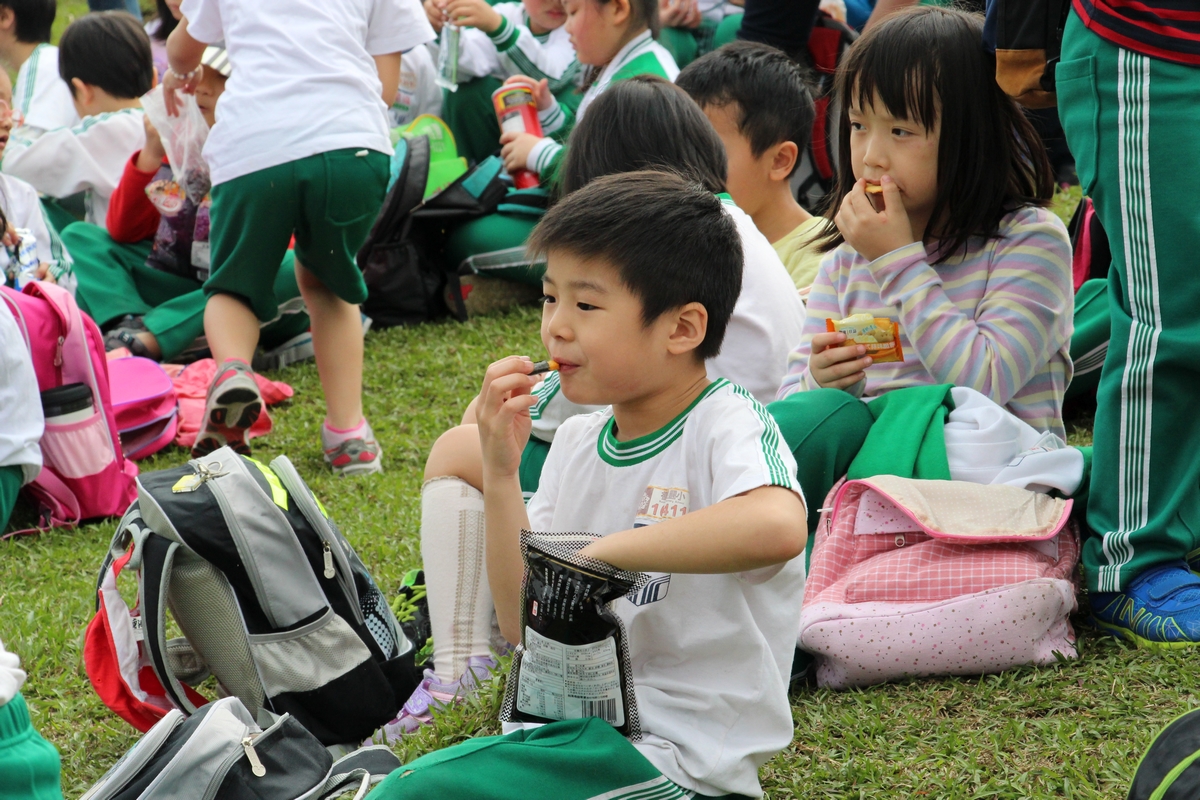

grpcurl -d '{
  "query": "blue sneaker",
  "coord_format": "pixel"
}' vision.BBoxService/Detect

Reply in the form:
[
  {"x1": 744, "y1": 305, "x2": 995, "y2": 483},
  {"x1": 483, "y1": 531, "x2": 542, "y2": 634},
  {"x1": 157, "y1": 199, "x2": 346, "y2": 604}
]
[{"x1": 1090, "y1": 561, "x2": 1200, "y2": 649}]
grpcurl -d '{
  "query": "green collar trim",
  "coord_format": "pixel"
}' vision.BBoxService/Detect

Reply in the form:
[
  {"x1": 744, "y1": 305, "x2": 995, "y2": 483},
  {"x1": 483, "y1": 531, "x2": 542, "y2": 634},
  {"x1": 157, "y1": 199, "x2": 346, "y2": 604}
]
[{"x1": 597, "y1": 379, "x2": 726, "y2": 467}]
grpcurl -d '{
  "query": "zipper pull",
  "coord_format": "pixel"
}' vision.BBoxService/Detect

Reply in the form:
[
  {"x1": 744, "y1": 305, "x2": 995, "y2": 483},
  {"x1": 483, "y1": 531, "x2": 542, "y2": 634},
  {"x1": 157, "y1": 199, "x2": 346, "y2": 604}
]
[
  {"x1": 241, "y1": 736, "x2": 266, "y2": 777},
  {"x1": 54, "y1": 335, "x2": 64, "y2": 367},
  {"x1": 322, "y1": 542, "x2": 336, "y2": 579}
]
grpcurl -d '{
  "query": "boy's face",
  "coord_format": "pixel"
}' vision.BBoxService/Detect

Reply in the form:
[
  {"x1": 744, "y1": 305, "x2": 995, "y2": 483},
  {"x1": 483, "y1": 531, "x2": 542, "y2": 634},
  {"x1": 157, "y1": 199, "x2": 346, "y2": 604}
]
[
  {"x1": 194, "y1": 66, "x2": 227, "y2": 128},
  {"x1": 524, "y1": 0, "x2": 567, "y2": 32},
  {"x1": 540, "y1": 251, "x2": 686, "y2": 407},
  {"x1": 702, "y1": 102, "x2": 773, "y2": 218}
]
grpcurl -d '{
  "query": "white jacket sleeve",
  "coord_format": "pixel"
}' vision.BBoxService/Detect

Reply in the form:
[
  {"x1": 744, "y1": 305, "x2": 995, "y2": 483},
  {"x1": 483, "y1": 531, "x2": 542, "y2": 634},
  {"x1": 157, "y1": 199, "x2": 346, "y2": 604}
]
[
  {"x1": 490, "y1": 16, "x2": 578, "y2": 90},
  {"x1": 453, "y1": 26, "x2": 503, "y2": 80}
]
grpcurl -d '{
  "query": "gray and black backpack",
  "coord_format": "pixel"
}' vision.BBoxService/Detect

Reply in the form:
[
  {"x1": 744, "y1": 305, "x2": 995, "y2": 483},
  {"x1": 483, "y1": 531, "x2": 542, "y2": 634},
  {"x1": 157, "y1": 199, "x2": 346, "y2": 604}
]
[
  {"x1": 85, "y1": 447, "x2": 420, "y2": 745},
  {"x1": 81, "y1": 696, "x2": 403, "y2": 800}
]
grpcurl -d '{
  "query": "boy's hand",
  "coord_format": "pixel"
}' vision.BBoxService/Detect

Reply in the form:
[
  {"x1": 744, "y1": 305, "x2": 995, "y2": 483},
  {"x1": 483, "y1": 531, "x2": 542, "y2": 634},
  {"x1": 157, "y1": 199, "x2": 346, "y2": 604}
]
[
  {"x1": 809, "y1": 331, "x2": 872, "y2": 390},
  {"x1": 424, "y1": 0, "x2": 445, "y2": 31},
  {"x1": 476, "y1": 356, "x2": 541, "y2": 479},
  {"x1": 136, "y1": 116, "x2": 167, "y2": 172},
  {"x1": 443, "y1": 0, "x2": 503, "y2": 32},
  {"x1": 834, "y1": 176, "x2": 915, "y2": 263},
  {"x1": 502, "y1": 75, "x2": 552, "y2": 110},
  {"x1": 500, "y1": 131, "x2": 542, "y2": 175}
]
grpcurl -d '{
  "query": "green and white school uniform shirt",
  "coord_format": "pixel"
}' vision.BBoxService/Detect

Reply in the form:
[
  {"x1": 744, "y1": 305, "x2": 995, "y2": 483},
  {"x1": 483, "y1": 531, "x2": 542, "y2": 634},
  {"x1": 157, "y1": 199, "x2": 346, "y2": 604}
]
[
  {"x1": 526, "y1": 30, "x2": 679, "y2": 178},
  {"x1": 455, "y1": 2, "x2": 579, "y2": 94},
  {"x1": 529, "y1": 198, "x2": 804, "y2": 444},
  {"x1": 523, "y1": 379, "x2": 805, "y2": 798},
  {"x1": 13, "y1": 44, "x2": 78, "y2": 132}
]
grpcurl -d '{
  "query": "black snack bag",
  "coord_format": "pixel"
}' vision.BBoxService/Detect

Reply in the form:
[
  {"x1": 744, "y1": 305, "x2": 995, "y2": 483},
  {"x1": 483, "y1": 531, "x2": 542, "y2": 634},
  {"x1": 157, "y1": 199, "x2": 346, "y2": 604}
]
[{"x1": 500, "y1": 532, "x2": 647, "y2": 739}]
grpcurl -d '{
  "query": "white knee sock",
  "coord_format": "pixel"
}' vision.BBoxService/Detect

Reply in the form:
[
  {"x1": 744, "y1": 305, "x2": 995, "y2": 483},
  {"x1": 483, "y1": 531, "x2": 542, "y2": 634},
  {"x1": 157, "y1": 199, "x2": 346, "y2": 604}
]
[{"x1": 420, "y1": 477, "x2": 496, "y2": 684}]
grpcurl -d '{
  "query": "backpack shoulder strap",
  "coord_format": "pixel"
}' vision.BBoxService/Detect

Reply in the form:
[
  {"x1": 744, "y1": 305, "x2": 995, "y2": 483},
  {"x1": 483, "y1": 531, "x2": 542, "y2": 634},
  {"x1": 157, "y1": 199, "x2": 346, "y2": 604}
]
[
  {"x1": 318, "y1": 746, "x2": 403, "y2": 800},
  {"x1": 139, "y1": 534, "x2": 200, "y2": 714}
]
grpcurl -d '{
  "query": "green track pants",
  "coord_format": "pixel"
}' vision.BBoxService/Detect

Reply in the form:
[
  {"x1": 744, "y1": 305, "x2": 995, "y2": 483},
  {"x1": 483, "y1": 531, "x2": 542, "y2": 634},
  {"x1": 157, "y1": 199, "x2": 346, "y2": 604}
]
[{"x1": 1058, "y1": 11, "x2": 1200, "y2": 591}]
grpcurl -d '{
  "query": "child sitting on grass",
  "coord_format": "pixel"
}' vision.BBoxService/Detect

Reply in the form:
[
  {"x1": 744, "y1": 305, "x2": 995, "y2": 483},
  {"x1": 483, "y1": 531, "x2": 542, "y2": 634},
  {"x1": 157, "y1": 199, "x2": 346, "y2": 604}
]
[
  {"x1": 2, "y1": 12, "x2": 150, "y2": 229},
  {"x1": 679, "y1": 40, "x2": 826, "y2": 294},
  {"x1": 427, "y1": 0, "x2": 578, "y2": 163},
  {"x1": 0, "y1": 0, "x2": 77, "y2": 132},
  {"x1": 767, "y1": 7, "x2": 1072, "y2": 541},
  {"x1": 371, "y1": 170, "x2": 806, "y2": 800}
]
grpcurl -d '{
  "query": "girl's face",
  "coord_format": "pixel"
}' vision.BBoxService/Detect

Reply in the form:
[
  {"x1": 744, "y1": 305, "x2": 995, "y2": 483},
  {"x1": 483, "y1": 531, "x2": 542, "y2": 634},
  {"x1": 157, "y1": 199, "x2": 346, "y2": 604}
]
[
  {"x1": 564, "y1": 0, "x2": 632, "y2": 67},
  {"x1": 525, "y1": 0, "x2": 567, "y2": 33},
  {"x1": 848, "y1": 92, "x2": 941, "y2": 235}
]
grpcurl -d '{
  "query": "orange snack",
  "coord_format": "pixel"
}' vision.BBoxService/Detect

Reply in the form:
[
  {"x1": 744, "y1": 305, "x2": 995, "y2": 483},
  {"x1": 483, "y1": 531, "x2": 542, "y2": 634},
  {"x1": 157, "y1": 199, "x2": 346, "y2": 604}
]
[
  {"x1": 865, "y1": 184, "x2": 884, "y2": 194},
  {"x1": 826, "y1": 314, "x2": 904, "y2": 363},
  {"x1": 531, "y1": 359, "x2": 559, "y2": 375}
]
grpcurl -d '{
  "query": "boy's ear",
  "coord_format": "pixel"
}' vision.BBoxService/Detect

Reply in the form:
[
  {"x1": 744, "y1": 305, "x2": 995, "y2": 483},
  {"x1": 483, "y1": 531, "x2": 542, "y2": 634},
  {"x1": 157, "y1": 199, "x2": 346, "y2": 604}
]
[
  {"x1": 0, "y1": 7, "x2": 15, "y2": 35},
  {"x1": 69, "y1": 78, "x2": 92, "y2": 106},
  {"x1": 664, "y1": 302, "x2": 708, "y2": 358},
  {"x1": 607, "y1": 0, "x2": 633, "y2": 28},
  {"x1": 769, "y1": 141, "x2": 800, "y2": 182}
]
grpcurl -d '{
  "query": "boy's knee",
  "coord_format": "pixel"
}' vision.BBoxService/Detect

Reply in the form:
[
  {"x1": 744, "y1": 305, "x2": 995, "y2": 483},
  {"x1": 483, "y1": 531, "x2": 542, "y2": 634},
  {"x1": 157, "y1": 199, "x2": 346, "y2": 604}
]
[{"x1": 424, "y1": 424, "x2": 483, "y2": 487}]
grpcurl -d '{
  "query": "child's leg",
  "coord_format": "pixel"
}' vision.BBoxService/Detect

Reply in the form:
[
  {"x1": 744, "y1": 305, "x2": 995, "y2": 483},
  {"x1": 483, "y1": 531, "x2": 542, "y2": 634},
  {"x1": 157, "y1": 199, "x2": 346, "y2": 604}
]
[
  {"x1": 294, "y1": 257, "x2": 363, "y2": 430},
  {"x1": 0, "y1": 695, "x2": 63, "y2": 800},
  {"x1": 441, "y1": 76, "x2": 505, "y2": 166},
  {"x1": 58, "y1": 224, "x2": 172, "y2": 327},
  {"x1": 0, "y1": 465, "x2": 22, "y2": 532}
]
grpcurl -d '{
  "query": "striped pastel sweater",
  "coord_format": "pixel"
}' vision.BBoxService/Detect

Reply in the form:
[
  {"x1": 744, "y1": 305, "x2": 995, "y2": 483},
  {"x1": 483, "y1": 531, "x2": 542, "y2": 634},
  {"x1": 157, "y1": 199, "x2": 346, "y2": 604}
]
[{"x1": 777, "y1": 205, "x2": 1074, "y2": 438}]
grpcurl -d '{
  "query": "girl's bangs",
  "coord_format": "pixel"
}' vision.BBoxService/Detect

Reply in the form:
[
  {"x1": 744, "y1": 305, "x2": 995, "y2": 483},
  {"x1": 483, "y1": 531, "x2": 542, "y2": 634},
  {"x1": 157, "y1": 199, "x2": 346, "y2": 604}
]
[{"x1": 848, "y1": 20, "x2": 940, "y2": 130}]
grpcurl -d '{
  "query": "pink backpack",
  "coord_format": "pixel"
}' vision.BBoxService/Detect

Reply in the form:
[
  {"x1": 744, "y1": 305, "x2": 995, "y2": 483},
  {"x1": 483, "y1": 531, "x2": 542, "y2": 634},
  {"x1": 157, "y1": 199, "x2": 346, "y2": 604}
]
[
  {"x1": 799, "y1": 476, "x2": 1079, "y2": 689},
  {"x1": 2, "y1": 282, "x2": 138, "y2": 531},
  {"x1": 107, "y1": 357, "x2": 178, "y2": 460}
]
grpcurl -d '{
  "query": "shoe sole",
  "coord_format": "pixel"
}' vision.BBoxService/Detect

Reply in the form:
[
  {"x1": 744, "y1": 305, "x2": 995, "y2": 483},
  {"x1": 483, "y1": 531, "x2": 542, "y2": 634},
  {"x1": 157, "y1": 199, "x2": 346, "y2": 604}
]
[
  {"x1": 192, "y1": 383, "x2": 262, "y2": 458},
  {"x1": 331, "y1": 455, "x2": 384, "y2": 478},
  {"x1": 1089, "y1": 615, "x2": 1200, "y2": 651}
]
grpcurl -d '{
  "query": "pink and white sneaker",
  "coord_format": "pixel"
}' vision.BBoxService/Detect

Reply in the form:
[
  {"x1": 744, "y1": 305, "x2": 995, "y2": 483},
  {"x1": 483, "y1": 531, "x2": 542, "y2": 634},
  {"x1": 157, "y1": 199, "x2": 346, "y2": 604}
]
[
  {"x1": 192, "y1": 359, "x2": 262, "y2": 457},
  {"x1": 366, "y1": 656, "x2": 497, "y2": 745},
  {"x1": 322, "y1": 419, "x2": 383, "y2": 477}
]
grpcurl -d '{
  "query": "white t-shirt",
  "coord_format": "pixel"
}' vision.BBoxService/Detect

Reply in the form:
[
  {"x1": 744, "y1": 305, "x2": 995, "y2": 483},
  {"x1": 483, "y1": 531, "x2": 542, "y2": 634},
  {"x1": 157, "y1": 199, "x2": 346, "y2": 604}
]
[
  {"x1": 180, "y1": 0, "x2": 436, "y2": 185},
  {"x1": 0, "y1": 300, "x2": 44, "y2": 483},
  {"x1": 524, "y1": 378, "x2": 805, "y2": 797},
  {"x1": 3, "y1": 109, "x2": 146, "y2": 227},
  {"x1": 0, "y1": 173, "x2": 74, "y2": 289},
  {"x1": 454, "y1": 2, "x2": 577, "y2": 89},
  {"x1": 391, "y1": 44, "x2": 442, "y2": 127},
  {"x1": 529, "y1": 199, "x2": 805, "y2": 443},
  {"x1": 13, "y1": 44, "x2": 79, "y2": 132}
]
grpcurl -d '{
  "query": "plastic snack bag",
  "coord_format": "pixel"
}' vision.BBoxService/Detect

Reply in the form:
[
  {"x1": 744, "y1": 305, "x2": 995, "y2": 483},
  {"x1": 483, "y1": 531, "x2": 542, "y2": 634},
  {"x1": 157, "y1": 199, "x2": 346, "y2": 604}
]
[
  {"x1": 435, "y1": 23, "x2": 461, "y2": 91},
  {"x1": 141, "y1": 85, "x2": 212, "y2": 204},
  {"x1": 500, "y1": 531, "x2": 647, "y2": 739},
  {"x1": 826, "y1": 313, "x2": 905, "y2": 363}
]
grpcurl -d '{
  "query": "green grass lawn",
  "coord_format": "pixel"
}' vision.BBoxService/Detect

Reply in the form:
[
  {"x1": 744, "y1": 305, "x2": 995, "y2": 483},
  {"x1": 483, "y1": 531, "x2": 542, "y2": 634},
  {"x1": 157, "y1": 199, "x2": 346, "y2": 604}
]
[{"x1": 3, "y1": 21, "x2": 1157, "y2": 794}]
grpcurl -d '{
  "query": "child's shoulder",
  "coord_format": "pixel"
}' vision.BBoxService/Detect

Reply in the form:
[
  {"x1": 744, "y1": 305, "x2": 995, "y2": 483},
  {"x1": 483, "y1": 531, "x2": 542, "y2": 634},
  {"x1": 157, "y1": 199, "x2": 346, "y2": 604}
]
[{"x1": 997, "y1": 203, "x2": 1071, "y2": 243}]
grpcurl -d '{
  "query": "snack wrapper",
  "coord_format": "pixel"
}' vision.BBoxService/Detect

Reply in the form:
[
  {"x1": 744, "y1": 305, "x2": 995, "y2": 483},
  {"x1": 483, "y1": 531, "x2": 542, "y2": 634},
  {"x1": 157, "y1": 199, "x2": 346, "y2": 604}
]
[{"x1": 826, "y1": 313, "x2": 905, "y2": 363}]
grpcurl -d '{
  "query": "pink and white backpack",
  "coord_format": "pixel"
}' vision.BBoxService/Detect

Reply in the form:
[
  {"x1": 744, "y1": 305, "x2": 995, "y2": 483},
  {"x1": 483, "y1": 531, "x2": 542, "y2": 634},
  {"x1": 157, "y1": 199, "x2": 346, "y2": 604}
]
[
  {"x1": 799, "y1": 475, "x2": 1079, "y2": 689},
  {"x1": 107, "y1": 357, "x2": 178, "y2": 460},
  {"x1": 2, "y1": 282, "x2": 138, "y2": 531}
]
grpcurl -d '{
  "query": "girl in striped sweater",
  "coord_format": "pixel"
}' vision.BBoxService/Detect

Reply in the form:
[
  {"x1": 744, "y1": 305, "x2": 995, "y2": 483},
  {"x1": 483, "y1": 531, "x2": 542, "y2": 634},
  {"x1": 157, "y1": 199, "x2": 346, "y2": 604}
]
[{"x1": 775, "y1": 7, "x2": 1073, "y2": 441}]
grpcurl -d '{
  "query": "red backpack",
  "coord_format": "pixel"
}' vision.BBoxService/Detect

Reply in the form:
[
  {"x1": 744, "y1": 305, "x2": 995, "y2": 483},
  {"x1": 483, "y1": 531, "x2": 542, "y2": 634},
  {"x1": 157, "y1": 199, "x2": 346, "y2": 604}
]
[
  {"x1": 794, "y1": 13, "x2": 858, "y2": 211},
  {"x1": 2, "y1": 282, "x2": 138, "y2": 532}
]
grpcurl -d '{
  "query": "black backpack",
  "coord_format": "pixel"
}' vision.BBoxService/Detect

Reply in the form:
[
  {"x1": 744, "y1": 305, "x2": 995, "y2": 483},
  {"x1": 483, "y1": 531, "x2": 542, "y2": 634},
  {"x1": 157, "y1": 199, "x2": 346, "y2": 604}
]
[
  {"x1": 984, "y1": 0, "x2": 1072, "y2": 108},
  {"x1": 1129, "y1": 708, "x2": 1200, "y2": 799},
  {"x1": 357, "y1": 136, "x2": 507, "y2": 327},
  {"x1": 793, "y1": 13, "x2": 858, "y2": 212}
]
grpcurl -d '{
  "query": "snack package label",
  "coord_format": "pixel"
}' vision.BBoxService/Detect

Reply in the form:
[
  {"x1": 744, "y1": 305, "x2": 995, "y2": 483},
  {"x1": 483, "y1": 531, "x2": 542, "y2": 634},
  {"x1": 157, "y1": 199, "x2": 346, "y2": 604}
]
[
  {"x1": 516, "y1": 626, "x2": 625, "y2": 727},
  {"x1": 825, "y1": 316, "x2": 905, "y2": 363}
]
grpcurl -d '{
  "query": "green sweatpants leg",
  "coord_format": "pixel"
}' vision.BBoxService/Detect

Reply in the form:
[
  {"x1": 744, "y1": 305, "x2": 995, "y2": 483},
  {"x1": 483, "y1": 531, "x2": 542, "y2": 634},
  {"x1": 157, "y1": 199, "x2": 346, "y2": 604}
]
[
  {"x1": 712, "y1": 13, "x2": 743, "y2": 50},
  {"x1": 0, "y1": 695, "x2": 63, "y2": 800},
  {"x1": 368, "y1": 718, "x2": 737, "y2": 800},
  {"x1": 767, "y1": 388, "x2": 875, "y2": 538},
  {"x1": 659, "y1": 27, "x2": 698, "y2": 68},
  {"x1": 445, "y1": 211, "x2": 543, "y2": 285},
  {"x1": 1065, "y1": 278, "x2": 1110, "y2": 402},
  {"x1": 1058, "y1": 11, "x2": 1200, "y2": 592},
  {"x1": 0, "y1": 465, "x2": 21, "y2": 532},
  {"x1": 63, "y1": 223, "x2": 310, "y2": 362},
  {"x1": 442, "y1": 76, "x2": 505, "y2": 166}
]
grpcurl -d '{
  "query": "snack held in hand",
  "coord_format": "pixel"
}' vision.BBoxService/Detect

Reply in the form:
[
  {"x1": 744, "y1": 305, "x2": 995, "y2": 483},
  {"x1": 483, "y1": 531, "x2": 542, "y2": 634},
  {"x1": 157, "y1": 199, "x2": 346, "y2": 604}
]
[
  {"x1": 493, "y1": 86, "x2": 544, "y2": 189},
  {"x1": 865, "y1": 184, "x2": 884, "y2": 194},
  {"x1": 530, "y1": 359, "x2": 559, "y2": 375},
  {"x1": 826, "y1": 313, "x2": 904, "y2": 363},
  {"x1": 501, "y1": 532, "x2": 646, "y2": 738}
]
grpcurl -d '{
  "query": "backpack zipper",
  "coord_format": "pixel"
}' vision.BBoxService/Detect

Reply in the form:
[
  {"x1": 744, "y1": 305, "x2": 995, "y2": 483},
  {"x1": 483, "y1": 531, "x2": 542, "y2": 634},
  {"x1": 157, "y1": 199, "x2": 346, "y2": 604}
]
[
  {"x1": 322, "y1": 542, "x2": 336, "y2": 579},
  {"x1": 241, "y1": 736, "x2": 266, "y2": 776},
  {"x1": 201, "y1": 715, "x2": 289, "y2": 800}
]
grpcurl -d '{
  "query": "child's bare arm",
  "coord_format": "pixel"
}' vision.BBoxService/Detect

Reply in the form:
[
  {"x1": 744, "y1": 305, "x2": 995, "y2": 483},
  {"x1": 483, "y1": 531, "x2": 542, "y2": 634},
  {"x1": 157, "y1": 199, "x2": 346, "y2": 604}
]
[
  {"x1": 373, "y1": 52, "x2": 402, "y2": 105},
  {"x1": 580, "y1": 486, "x2": 806, "y2": 574},
  {"x1": 476, "y1": 356, "x2": 541, "y2": 643},
  {"x1": 163, "y1": 18, "x2": 207, "y2": 115}
]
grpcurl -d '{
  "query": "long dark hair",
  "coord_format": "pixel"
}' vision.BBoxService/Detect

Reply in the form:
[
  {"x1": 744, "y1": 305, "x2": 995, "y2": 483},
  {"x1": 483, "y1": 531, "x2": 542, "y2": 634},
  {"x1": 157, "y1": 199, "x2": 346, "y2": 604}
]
[
  {"x1": 558, "y1": 75, "x2": 726, "y2": 197},
  {"x1": 815, "y1": 6, "x2": 1053, "y2": 263},
  {"x1": 151, "y1": 0, "x2": 180, "y2": 41}
]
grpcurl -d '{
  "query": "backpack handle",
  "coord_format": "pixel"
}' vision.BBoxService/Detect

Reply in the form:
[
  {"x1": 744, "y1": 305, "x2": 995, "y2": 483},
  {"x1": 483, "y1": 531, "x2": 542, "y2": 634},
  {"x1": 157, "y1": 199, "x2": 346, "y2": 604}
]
[{"x1": 138, "y1": 535, "x2": 201, "y2": 715}]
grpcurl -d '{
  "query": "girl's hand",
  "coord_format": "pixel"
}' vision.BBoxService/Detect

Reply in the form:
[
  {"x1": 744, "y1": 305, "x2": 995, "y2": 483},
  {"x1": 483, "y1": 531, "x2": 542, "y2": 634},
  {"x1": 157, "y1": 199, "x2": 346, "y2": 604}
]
[
  {"x1": 503, "y1": 75, "x2": 552, "y2": 110},
  {"x1": 444, "y1": 0, "x2": 503, "y2": 32},
  {"x1": 809, "y1": 331, "x2": 872, "y2": 390},
  {"x1": 500, "y1": 131, "x2": 543, "y2": 174},
  {"x1": 476, "y1": 356, "x2": 541, "y2": 479},
  {"x1": 34, "y1": 263, "x2": 55, "y2": 284},
  {"x1": 1, "y1": 223, "x2": 18, "y2": 249},
  {"x1": 425, "y1": 0, "x2": 446, "y2": 31},
  {"x1": 162, "y1": 66, "x2": 200, "y2": 116},
  {"x1": 834, "y1": 176, "x2": 915, "y2": 263}
]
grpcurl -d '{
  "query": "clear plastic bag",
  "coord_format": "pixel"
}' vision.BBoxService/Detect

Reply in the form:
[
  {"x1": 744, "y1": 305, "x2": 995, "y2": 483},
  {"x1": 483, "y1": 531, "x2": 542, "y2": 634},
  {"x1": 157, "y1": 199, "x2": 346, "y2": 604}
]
[
  {"x1": 141, "y1": 85, "x2": 212, "y2": 204},
  {"x1": 435, "y1": 24, "x2": 461, "y2": 92}
]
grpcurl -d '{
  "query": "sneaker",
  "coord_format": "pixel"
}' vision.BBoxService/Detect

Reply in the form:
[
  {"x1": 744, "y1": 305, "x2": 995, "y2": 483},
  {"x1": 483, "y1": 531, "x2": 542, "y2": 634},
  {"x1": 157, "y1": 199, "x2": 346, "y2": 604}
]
[
  {"x1": 322, "y1": 423, "x2": 383, "y2": 477},
  {"x1": 365, "y1": 656, "x2": 498, "y2": 745},
  {"x1": 192, "y1": 360, "x2": 263, "y2": 457},
  {"x1": 1090, "y1": 561, "x2": 1200, "y2": 649}
]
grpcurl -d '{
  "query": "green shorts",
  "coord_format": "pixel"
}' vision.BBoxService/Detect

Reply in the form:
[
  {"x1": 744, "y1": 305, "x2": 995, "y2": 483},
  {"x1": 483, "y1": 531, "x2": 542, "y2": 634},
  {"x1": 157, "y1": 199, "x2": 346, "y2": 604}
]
[
  {"x1": 519, "y1": 436, "x2": 551, "y2": 500},
  {"x1": 205, "y1": 149, "x2": 389, "y2": 322}
]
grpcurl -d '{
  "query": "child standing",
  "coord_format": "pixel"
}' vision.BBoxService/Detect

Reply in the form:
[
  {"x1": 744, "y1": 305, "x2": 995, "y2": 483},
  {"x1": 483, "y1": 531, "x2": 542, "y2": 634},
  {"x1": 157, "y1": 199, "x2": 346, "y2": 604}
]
[
  {"x1": 0, "y1": 0, "x2": 78, "y2": 132},
  {"x1": 773, "y1": 7, "x2": 1072, "y2": 479},
  {"x1": 371, "y1": 170, "x2": 806, "y2": 800},
  {"x1": 2, "y1": 12, "x2": 150, "y2": 229},
  {"x1": 164, "y1": 0, "x2": 434, "y2": 469}
]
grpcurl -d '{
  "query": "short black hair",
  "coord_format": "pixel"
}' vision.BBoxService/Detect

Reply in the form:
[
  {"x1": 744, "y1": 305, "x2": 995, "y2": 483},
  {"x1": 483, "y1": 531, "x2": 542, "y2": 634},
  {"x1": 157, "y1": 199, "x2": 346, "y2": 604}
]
[
  {"x1": 559, "y1": 75, "x2": 726, "y2": 197},
  {"x1": 677, "y1": 41, "x2": 815, "y2": 177},
  {"x1": 529, "y1": 170, "x2": 743, "y2": 361},
  {"x1": 0, "y1": 0, "x2": 56, "y2": 44},
  {"x1": 59, "y1": 11, "x2": 153, "y2": 100},
  {"x1": 814, "y1": 6, "x2": 1053, "y2": 263}
]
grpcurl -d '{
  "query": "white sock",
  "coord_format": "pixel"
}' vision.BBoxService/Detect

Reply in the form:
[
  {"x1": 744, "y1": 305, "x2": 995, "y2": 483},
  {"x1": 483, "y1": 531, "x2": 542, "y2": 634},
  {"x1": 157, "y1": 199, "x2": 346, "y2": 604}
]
[{"x1": 420, "y1": 477, "x2": 496, "y2": 684}]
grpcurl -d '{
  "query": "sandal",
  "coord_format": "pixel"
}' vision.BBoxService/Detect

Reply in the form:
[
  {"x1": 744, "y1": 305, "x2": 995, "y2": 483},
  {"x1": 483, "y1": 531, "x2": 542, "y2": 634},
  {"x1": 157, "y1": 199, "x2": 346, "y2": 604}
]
[{"x1": 103, "y1": 316, "x2": 157, "y2": 360}]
